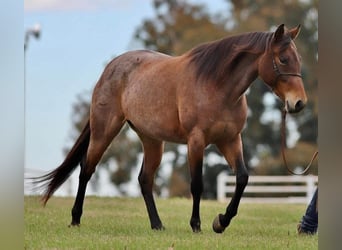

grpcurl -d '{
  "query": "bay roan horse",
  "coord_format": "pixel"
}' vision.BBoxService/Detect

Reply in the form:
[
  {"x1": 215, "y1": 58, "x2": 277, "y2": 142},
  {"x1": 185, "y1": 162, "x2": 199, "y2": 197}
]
[{"x1": 35, "y1": 24, "x2": 307, "y2": 233}]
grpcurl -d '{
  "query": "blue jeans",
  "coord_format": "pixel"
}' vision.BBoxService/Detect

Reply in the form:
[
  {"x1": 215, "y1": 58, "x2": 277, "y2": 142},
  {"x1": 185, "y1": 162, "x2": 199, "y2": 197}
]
[{"x1": 299, "y1": 188, "x2": 318, "y2": 234}]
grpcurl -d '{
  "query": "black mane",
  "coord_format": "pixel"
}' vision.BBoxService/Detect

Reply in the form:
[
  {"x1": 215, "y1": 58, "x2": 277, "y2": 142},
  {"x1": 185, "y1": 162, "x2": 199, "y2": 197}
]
[{"x1": 188, "y1": 31, "x2": 274, "y2": 84}]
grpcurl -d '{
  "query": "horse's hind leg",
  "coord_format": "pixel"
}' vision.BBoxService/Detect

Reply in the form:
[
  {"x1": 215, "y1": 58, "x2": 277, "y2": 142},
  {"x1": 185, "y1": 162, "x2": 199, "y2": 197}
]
[
  {"x1": 138, "y1": 136, "x2": 164, "y2": 230},
  {"x1": 212, "y1": 135, "x2": 249, "y2": 233},
  {"x1": 70, "y1": 114, "x2": 125, "y2": 226}
]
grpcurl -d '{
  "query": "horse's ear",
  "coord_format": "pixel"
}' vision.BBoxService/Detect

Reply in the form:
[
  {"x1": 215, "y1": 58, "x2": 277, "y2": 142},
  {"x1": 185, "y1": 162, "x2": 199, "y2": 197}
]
[
  {"x1": 274, "y1": 24, "x2": 285, "y2": 43},
  {"x1": 290, "y1": 24, "x2": 301, "y2": 40}
]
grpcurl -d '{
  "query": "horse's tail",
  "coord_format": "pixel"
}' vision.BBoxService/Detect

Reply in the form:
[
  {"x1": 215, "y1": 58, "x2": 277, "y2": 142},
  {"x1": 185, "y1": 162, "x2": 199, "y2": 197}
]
[{"x1": 34, "y1": 120, "x2": 91, "y2": 205}]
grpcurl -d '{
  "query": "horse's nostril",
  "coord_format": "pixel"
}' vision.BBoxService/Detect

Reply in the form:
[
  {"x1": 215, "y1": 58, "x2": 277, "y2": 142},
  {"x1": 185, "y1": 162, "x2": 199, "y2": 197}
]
[{"x1": 295, "y1": 100, "x2": 305, "y2": 112}]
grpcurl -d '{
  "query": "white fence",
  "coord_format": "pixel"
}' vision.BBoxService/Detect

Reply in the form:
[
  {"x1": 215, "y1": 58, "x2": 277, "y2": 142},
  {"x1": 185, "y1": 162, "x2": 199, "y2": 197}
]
[{"x1": 217, "y1": 172, "x2": 318, "y2": 204}]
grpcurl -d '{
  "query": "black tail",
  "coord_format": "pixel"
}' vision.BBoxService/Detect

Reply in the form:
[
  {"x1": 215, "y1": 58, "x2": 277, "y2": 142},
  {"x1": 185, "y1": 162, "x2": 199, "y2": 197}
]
[{"x1": 33, "y1": 120, "x2": 90, "y2": 205}]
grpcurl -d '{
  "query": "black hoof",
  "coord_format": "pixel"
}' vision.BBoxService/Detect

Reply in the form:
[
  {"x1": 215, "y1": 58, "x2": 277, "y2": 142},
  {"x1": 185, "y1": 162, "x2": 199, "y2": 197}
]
[
  {"x1": 68, "y1": 222, "x2": 80, "y2": 228},
  {"x1": 152, "y1": 224, "x2": 165, "y2": 231},
  {"x1": 212, "y1": 214, "x2": 226, "y2": 234},
  {"x1": 192, "y1": 227, "x2": 202, "y2": 233},
  {"x1": 190, "y1": 219, "x2": 201, "y2": 233}
]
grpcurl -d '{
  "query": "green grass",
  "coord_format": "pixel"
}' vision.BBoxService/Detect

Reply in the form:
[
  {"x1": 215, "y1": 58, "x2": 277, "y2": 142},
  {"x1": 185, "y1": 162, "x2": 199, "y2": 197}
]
[{"x1": 25, "y1": 196, "x2": 317, "y2": 249}]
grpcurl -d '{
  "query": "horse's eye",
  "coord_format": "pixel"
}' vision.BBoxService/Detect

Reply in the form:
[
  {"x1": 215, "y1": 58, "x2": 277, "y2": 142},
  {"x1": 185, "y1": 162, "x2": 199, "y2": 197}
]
[{"x1": 279, "y1": 57, "x2": 288, "y2": 65}]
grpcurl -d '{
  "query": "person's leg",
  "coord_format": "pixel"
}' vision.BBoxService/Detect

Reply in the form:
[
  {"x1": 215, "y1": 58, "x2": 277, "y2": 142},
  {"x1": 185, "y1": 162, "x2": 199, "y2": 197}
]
[{"x1": 298, "y1": 188, "x2": 318, "y2": 235}]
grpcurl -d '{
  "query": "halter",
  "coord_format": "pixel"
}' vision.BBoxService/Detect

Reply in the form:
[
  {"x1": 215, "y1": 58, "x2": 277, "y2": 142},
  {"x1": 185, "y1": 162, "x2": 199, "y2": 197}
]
[
  {"x1": 271, "y1": 54, "x2": 317, "y2": 175},
  {"x1": 272, "y1": 54, "x2": 302, "y2": 83}
]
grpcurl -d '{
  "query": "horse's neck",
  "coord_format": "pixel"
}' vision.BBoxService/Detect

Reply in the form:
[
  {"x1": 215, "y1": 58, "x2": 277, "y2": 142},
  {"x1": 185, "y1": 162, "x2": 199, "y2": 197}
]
[{"x1": 223, "y1": 55, "x2": 260, "y2": 102}]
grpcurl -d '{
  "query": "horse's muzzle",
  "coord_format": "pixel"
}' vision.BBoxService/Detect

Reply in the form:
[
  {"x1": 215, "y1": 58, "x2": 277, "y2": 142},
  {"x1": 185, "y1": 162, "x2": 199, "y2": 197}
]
[{"x1": 286, "y1": 99, "x2": 306, "y2": 113}]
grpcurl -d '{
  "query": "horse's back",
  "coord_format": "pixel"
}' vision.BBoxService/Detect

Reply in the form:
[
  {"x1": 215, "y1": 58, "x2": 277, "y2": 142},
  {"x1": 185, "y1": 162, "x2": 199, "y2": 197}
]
[
  {"x1": 99, "y1": 50, "x2": 171, "y2": 83},
  {"x1": 92, "y1": 49, "x2": 171, "y2": 105}
]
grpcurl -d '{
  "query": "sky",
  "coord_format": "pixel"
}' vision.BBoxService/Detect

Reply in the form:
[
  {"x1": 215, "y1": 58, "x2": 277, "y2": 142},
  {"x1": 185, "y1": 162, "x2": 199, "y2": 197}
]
[{"x1": 24, "y1": 0, "x2": 228, "y2": 173}]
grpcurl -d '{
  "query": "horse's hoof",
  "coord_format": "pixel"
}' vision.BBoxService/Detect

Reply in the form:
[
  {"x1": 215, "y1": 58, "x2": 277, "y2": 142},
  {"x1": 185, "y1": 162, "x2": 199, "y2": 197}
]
[
  {"x1": 190, "y1": 218, "x2": 201, "y2": 233},
  {"x1": 68, "y1": 223, "x2": 80, "y2": 228},
  {"x1": 212, "y1": 214, "x2": 225, "y2": 234},
  {"x1": 192, "y1": 227, "x2": 202, "y2": 233},
  {"x1": 152, "y1": 224, "x2": 165, "y2": 231}
]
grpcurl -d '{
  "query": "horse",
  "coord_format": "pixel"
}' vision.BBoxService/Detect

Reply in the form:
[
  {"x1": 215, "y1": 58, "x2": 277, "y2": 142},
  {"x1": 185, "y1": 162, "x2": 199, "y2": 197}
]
[{"x1": 35, "y1": 24, "x2": 307, "y2": 233}]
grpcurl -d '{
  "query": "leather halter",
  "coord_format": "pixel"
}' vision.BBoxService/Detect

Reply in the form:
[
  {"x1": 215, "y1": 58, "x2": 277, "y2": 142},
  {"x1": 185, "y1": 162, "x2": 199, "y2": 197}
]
[
  {"x1": 272, "y1": 54, "x2": 302, "y2": 83},
  {"x1": 273, "y1": 56, "x2": 317, "y2": 175}
]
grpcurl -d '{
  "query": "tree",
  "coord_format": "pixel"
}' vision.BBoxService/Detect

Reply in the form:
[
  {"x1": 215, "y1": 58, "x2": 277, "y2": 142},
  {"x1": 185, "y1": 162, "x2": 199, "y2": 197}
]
[{"x1": 135, "y1": 0, "x2": 228, "y2": 55}]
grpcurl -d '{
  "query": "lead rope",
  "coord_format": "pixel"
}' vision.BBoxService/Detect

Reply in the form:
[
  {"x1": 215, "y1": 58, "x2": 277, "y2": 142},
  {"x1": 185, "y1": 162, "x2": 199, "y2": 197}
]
[{"x1": 281, "y1": 109, "x2": 318, "y2": 175}]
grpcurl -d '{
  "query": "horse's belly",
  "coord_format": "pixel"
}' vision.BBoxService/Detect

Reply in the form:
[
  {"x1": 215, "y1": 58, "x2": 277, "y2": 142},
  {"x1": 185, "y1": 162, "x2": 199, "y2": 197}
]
[
  {"x1": 122, "y1": 87, "x2": 186, "y2": 142},
  {"x1": 127, "y1": 113, "x2": 187, "y2": 143}
]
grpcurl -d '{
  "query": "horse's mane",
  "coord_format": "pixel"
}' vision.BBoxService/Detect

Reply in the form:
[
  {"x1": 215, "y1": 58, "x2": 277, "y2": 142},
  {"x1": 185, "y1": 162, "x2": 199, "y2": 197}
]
[{"x1": 187, "y1": 31, "x2": 274, "y2": 84}]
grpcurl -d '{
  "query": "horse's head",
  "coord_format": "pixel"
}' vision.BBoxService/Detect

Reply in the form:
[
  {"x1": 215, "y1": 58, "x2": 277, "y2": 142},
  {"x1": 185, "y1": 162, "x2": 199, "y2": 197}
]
[{"x1": 259, "y1": 24, "x2": 307, "y2": 113}]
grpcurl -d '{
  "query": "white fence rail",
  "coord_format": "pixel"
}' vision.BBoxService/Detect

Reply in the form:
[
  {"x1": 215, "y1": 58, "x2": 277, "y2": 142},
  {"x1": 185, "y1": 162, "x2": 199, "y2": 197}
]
[{"x1": 217, "y1": 172, "x2": 318, "y2": 204}]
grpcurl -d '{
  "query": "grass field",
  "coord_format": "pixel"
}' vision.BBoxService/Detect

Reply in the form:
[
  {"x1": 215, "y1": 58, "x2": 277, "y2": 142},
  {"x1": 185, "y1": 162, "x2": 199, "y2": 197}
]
[{"x1": 25, "y1": 196, "x2": 317, "y2": 249}]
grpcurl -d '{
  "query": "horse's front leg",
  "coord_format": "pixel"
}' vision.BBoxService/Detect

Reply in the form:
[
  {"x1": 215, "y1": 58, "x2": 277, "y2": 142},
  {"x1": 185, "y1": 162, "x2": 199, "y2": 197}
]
[
  {"x1": 187, "y1": 131, "x2": 205, "y2": 233},
  {"x1": 212, "y1": 135, "x2": 249, "y2": 233}
]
